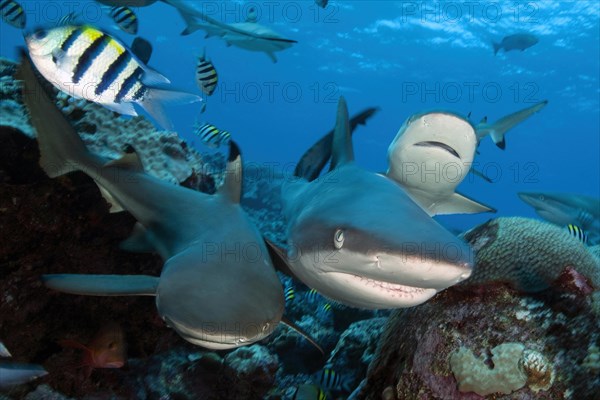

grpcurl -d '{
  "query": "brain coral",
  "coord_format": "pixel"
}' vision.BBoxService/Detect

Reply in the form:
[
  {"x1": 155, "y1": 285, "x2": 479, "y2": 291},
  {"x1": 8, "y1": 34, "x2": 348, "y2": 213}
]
[{"x1": 460, "y1": 217, "x2": 599, "y2": 292}]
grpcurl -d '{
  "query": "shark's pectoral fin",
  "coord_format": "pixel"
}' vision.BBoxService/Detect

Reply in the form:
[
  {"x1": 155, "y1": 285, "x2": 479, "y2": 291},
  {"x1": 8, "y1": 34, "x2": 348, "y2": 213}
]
[
  {"x1": 178, "y1": 10, "x2": 201, "y2": 36},
  {"x1": 471, "y1": 167, "x2": 493, "y2": 183},
  {"x1": 434, "y1": 192, "x2": 497, "y2": 215},
  {"x1": 120, "y1": 222, "x2": 156, "y2": 253},
  {"x1": 219, "y1": 141, "x2": 242, "y2": 203},
  {"x1": 264, "y1": 239, "x2": 298, "y2": 278},
  {"x1": 490, "y1": 131, "x2": 506, "y2": 149},
  {"x1": 42, "y1": 274, "x2": 159, "y2": 296},
  {"x1": 266, "y1": 52, "x2": 277, "y2": 63},
  {"x1": 280, "y1": 315, "x2": 325, "y2": 356}
]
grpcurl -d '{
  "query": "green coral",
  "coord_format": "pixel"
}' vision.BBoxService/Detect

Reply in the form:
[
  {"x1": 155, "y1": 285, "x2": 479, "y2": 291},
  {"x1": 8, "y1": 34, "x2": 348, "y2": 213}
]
[{"x1": 461, "y1": 217, "x2": 599, "y2": 291}]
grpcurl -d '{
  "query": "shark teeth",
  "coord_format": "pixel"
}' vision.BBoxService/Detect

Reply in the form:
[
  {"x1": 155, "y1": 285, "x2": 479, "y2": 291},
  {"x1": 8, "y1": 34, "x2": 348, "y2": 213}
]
[{"x1": 357, "y1": 276, "x2": 425, "y2": 295}]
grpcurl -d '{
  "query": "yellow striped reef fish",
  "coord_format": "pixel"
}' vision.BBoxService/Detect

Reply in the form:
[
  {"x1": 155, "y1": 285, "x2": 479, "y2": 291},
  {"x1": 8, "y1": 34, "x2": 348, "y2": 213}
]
[{"x1": 25, "y1": 25, "x2": 200, "y2": 130}]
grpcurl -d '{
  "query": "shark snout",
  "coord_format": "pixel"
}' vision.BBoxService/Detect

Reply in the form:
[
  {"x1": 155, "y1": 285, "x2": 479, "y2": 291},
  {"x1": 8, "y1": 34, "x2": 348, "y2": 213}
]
[{"x1": 373, "y1": 248, "x2": 473, "y2": 290}]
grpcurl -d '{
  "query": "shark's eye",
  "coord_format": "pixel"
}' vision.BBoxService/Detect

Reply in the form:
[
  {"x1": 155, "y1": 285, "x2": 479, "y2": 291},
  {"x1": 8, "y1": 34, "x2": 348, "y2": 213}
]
[{"x1": 334, "y1": 229, "x2": 345, "y2": 249}]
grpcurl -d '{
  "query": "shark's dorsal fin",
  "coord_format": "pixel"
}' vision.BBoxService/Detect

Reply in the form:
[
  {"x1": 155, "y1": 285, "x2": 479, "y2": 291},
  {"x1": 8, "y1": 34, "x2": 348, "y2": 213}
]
[
  {"x1": 104, "y1": 150, "x2": 144, "y2": 171},
  {"x1": 280, "y1": 315, "x2": 325, "y2": 356},
  {"x1": 294, "y1": 107, "x2": 379, "y2": 180},
  {"x1": 42, "y1": 274, "x2": 159, "y2": 296},
  {"x1": 220, "y1": 141, "x2": 242, "y2": 203},
  {"x1": 330, "y1": 96, "x2": 353, "y2": 169},
  {"x1": 480, "y1": 116, "x2": 488, "y2": 124},
  {"x1": 265, "y1": 239, "x2": 298, "y2": 278}
]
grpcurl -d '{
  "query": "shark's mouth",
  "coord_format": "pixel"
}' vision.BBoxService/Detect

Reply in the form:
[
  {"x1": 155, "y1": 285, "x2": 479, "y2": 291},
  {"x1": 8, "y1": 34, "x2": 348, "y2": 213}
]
[
  {"x1": 414, "y1": 141, "x2": 461, "y2": 159},
  {"x1": 325, "y1": 271, "x2": 432, "y2": 295},
  {"x1": 320, "y1": 271, "x2": 439, "y2": 308}
]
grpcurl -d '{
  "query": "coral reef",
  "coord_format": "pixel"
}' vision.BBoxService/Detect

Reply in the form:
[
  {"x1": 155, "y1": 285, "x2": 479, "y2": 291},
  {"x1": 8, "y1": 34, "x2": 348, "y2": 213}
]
[
  {"x1": 450, "y1": 343, "x2": 553, "y2": 395},
  {"x1": 355, "y1": 281, "x2": 598, "y2": 399},
  {"x1": 3, "y1": 53, "x2": 598, "y2": 400},
  {"x1": 460, "y1": 217, "x2": 599, "y2": 292}
]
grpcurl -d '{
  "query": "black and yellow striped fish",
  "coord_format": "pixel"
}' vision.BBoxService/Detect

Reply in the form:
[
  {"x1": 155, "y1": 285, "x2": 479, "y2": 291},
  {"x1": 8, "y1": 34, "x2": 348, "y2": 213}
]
[
  {"x1": 284, "y1": 286, "x2": 295, "y2": 302},
  {"x1": 567, "y1": 224, "x2": 588, "y2": 244},
  {"x1": 293, "y1": 384, "x2": 327, "y2": 400},
  {"x1": 109, "y1": 6, "x2": 138, "y2": 35},
  {"x1": 0, "y1": 0, "x2": 25, "y2": 29},
  {"x1": 196, "y1": 48, "x2": 218, "y2": 96},
  {"x1": 194, "y1": 122, "x2": 231, "y2": 148},
  {"x1": 311, "y1": 368, "x2": 350, "y2": 392},
  {"x1": 25, "y1": 25, "x2": 200, "y2": 130}
]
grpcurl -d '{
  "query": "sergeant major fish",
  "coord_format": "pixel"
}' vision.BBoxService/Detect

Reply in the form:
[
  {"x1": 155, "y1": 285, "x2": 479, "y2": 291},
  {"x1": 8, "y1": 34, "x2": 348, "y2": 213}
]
[
  {"x1": 196, "y1": 47, "x2": 218, "y2": 96},
  {"x1": 0, "y1": 0, "x2": 25, "y2": 29},
  {"x1": 25, "y1": 25, "x2": 200, "y2": 130},
  {"x1": 109, "y1": 6, "x2": 138, "y2": 35},
  {"x1": 195, "y1": 122, "x2": 231, "y2": 147},
  {"x1": 567, "y1": 224, "x2": 588, "y2": 244}
]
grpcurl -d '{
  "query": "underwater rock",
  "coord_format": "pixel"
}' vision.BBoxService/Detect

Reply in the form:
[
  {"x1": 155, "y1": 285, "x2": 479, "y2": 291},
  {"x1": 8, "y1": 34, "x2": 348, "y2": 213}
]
[
  {"x1": 224, "y1": 345, "x2": 279, "y2": 396},
  {"x1": 356, "y1": 282, "x2": 599, "y2": 399},
  {"x1": 449, "y1": 343, "x2": 553, "y2": 395},
  {"x1": 460, "y1": 217, "x2": 599, "y2": 292},
  {"x1": 325, "y1": 318, "x2": 387, "y2": 393}
]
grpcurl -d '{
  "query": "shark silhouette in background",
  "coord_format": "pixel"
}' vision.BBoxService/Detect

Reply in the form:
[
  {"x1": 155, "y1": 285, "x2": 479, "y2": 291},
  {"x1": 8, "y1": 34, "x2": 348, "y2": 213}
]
[{"x1": 518, "y1": 192, "x2": 600, "y2": 245}]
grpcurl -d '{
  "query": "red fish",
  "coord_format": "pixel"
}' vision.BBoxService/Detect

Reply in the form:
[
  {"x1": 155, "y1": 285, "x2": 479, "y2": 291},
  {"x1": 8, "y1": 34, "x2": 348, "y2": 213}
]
[{"x1": 59, "y1": 322, "x2": 126, "y2": 377}]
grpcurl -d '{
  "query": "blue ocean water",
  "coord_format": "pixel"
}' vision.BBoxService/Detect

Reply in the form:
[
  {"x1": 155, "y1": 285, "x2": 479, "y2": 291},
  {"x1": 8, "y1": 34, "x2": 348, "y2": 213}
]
[{"x1": 1, "y1": 0, "x2": 598, "y2": 233}]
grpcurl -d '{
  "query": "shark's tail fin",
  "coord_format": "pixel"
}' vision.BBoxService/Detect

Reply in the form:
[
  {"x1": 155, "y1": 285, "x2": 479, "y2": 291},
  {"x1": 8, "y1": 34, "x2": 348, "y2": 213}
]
[
  {"x1": 493, "y1": 42, "x2": 501, "y2": 55},
  {"x1": 139, "y1": 87, "x2": 201, "y2": 131},
  {"x1": 16, "y1": 50, "x2": 91, "y2": 177}
]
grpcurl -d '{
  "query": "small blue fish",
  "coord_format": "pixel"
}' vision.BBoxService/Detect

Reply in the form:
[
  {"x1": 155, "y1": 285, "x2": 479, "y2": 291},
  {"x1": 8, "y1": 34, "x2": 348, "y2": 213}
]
[{"x1": 567, "y1": 224, "x2": 588, "y2": 244}]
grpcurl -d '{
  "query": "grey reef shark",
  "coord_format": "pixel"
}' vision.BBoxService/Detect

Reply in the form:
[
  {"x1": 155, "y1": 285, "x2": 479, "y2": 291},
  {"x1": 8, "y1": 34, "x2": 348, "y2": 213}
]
[
  {"x1": 518, "y1": 192, "x2": 600, "y2": 246},
  {"x1": 296, "y1": 108, "x2": 495, "y2": 216},
  {"x1": 17, "y1": 51, "x2": 320, "y2": 352},
  {"x1": 475, "y1": 100, "x2": 548, "y2": 150},
  {"x1": 176, "y1": 3, "x2": 297, "y2": 63},
  {"x1": 94, "y1": 1, "x2": 297, "y2": 62},
  {"x1": 386, "y1": 111, "x2": 495, "y2": 216},
  {"x1": 267, "y1": 97, "x2": 474, "y2": 310}
]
